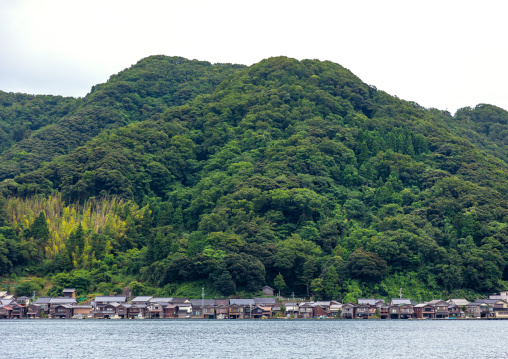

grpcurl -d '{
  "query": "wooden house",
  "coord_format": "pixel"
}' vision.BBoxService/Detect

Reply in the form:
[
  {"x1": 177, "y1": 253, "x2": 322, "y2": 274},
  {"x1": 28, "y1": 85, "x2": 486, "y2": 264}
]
[
  {"x1": 116, "y1": 304, "x2": 131, "y2": 318},
  {"x1": 298, "y1": 302, "x2": 314, "y2": 318},
  {"x1": 17, "y1": 296, "x2": 31, "y2": 306},
  {"x1": 128, "y1": 304, "x2": 147, "y2": 319},
  {"x1": 26, "y1": 304, "x2": 42, "y2": 318},
  {"x1": 9, "y1": 303, "x2": 25, "y2": 319},
  {"x1": 314, "y1": 301, "x2": 331, "y2": 317},
  {"x1": 228, "y1": 304, "x2": 242, "y2": 319},
  {"x1": 73, "y1": 305, "x2": 93, "y2": 317},
  {"x1": 262, "y1": 286, "x2": 274, "y2": 296},
  {"x1": 49, "y1": 297, "x2": 77, "y2": 311},
  {"x1": 147, "y1": 302, "x2": 164, "y2": 318},
  {"x1": 0, "y1": 305, "x2": 12, "y2": 319},
  {"x1": 34, "y1": 297, "x2": 52, "y2": 313},
  {"x1": 285, "y1": 302, "x2": 299, "y2": 317},
  {"x1": 329, "y1": 301, "x2": 342, "y2": 317},
  {"x1": 356, "y1": 303, "x2": 374, "y2": 319},
  {"x1": 448, "y1": 303, "x2": 462, "y2": 318},
  {"x1": 190, "y1": 299, "x2": 215, "y2": 318},
  {"x1": 63, "y1": 288, "x2": 76, "y2": 298},
  {"x1": 414, "y1": 303, "x2": 435, "y2": 319},
  {"x1": 131, "y1": 296, "x2": 153, "y2": 306},
  {"x1": 428, "y1": 300, "x2": 449, "y2": 319},
  {"x1": 230, "y1": 299, "x2": 255, "y2": 318},
  {"x1": 390, "y1": 304, "x2": 414, "y2": 319},
  {"x1": 51, "y1": 304, "x2": 73, "y2": 319},
  {"x1": 254, "y1": 297, "x2": 276, "y2": 307},
  {"x1": 251, "y1": 306, "x2": 264, "y2": 319},
  {"x1": 476, "y1": 299, "x2": 508, "y2": 318},
  {"x1": 379, "y1": 303, "x2": 390, "y2": 319},
  {"x1": 214, "y1": 299, "x2": 229, "y2": 319},
  {"x1": 163, "y1": 304, "x2": 178, "y2": 318},
  {"x1": 341, "y1": 303, "x2": 356, "y2": 319},
  {"x1": 177, "y1": 304, "x2": 192, "y2": 318}
]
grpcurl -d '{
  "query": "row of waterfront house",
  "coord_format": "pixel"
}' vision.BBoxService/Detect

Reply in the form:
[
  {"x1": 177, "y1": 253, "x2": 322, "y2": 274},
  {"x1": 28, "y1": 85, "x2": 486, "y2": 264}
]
[{"x1": 2, "y1": 289, "x2": 508, "y2": 320}]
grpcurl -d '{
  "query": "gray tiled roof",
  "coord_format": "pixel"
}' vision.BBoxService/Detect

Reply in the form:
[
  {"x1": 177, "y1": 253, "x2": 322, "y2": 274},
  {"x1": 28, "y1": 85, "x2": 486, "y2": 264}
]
[
  {"x1": 189, "y1": 299, "x2": 215, "y2": 306},
  {"x1": 358, "y1": 298, "x2": 385, "y2": 305},
  {"x1": 230, "y1": 299, "x2": 255, "y2": 306},
  {"x1": 132, "y1": 296, "x2": 153, "y2": 302},
  {"x1": 254, "y1": 297, "x2": 276, "y2": 305},
  {"x1": 391, "y1": 298, "x2": 412, "y2": 305},
  {"x1": 35, "y1": 297, "x2": 52, "y2": 304},
  {"x1": 49, "y1": 298, "x2": 77, "y2": 304},
  {"x1": 95, "y1": 296, "x2": 126, "y2": 303},
  {"x1": 149, "y1": 297, "x2": 173, "y2": 303}
]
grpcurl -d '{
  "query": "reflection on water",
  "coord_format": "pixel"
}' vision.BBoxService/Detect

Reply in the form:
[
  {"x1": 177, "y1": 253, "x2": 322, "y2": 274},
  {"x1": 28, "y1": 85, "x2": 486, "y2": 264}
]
[{"x1": 1, "y1": 319, "x2": 508, "y2": 358}]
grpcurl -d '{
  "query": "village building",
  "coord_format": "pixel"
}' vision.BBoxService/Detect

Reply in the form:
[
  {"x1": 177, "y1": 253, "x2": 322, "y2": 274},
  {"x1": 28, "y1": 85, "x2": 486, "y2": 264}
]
[
  {"x1": 177, "y1": 303, "x2": 192, "y2": 318},
  {"x1": 26, "y1": 304, "x2": 42, "y2": 318},
  {"x1": 50, "y1": 304, "x2": 73, "y2": 319},
  {"x1": 341, "y1": 303, "x2": 356, "y2": 319},
  {"x1": 63, "y1": 288, "x2": 76, "y2": 298},
  {"x1": 0, "y1": 305, "x2": 12, "y2": 319},
  {"x1": 230, "y1": 299, "x2": 255, "y2": 319},
  {"x1": 73, "y1": 305, "x2": 93, "y2": 318},
  {"x1": 34, "y1": 297, "x2": 52, "y2": 313},
  {"x1": 163, "y1": 304, "x2": 178, "y2": 318},
  {"x1": 298, "y1": 302, "x2": 314, "y2": 318},
  {"x1": 262, "y1": 286, "x2": 274, "y2": 296},
  {"x1": 131, "y1": 296, "x2": 153, "y2": 306},
  {"x1": 214, "y1": 299, "x2": 229, "y2": 319},
  {"x1": 329, "y1": 301, "x2": 342, "y2": 317},
  {"x1": 128, "y1": 304, "x2": 147, "y2": 319}
]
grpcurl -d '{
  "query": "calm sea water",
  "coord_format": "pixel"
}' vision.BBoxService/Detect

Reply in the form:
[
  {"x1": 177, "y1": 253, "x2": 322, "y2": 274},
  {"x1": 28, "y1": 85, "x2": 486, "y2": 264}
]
[{"x1": 1, "y1": 319, "x2": 507, "y2": 358}]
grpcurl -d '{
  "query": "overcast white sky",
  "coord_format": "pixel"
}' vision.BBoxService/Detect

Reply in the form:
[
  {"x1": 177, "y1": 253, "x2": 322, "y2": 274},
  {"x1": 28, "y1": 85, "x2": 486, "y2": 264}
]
[{"x1": 1, "y1": 0, "x2": 507, "y2": 114}]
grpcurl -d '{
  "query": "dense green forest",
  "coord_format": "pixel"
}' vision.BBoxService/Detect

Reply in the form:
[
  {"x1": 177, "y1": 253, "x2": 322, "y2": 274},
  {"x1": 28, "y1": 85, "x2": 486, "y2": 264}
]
[{"x1": 1, "y1": 55, "x2": 508, "y2": 302}]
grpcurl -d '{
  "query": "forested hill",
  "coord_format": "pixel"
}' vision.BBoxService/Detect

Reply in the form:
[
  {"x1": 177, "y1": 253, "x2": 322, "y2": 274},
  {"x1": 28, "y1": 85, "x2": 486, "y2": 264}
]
[
  {"x1": 0, "y1": 56, "x2": 245, "y2": 182},
  {"x1": 1, "y1": 56, "x2": 508, "y2": 302}
]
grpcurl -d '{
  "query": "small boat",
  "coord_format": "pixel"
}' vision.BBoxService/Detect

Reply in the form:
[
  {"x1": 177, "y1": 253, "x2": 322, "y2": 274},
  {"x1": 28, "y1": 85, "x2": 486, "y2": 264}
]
[
  {"x1": 110, "y1": 314, "x2": 122, "y2": 320},
  {"x1": 134, "y1": 313, "x2": 145, "y2": 320},
  {"x1": 217, "y1": 314, "x2": 225, "y2": 320},
  {"x1": 73, "y1": 314, "x2": 83, "y2": 319}
]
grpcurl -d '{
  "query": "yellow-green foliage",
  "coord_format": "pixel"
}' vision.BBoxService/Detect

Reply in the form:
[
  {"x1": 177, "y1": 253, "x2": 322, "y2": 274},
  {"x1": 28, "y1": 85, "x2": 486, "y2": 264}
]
[{"x1": 4, "y1": 193, "x2": 141, "y2": 260}]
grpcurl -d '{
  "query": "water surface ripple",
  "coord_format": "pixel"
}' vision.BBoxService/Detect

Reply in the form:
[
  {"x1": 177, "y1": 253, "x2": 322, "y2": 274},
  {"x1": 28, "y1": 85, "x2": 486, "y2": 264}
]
[{"x1": 2, "y1": 319, "x2": 507, "y2": 358}]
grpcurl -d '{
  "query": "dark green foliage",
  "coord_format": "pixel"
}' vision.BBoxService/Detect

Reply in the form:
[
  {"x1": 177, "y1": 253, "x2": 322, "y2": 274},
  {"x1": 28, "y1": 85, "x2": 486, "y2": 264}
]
[
  {"x1": 347, "y1": 248, "x2": 389, "y2": 282},
  {"x1": 14, "y1": 279, "x2": 44, "y2": 297},
  {"x1": 1, "y1": 56, "x2": 508, "y2": 300}
]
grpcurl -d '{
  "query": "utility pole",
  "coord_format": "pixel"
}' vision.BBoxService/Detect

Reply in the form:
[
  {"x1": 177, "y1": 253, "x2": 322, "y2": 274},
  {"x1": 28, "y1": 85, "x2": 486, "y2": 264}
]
[{"x1": 399, "y1": 288, "x2": 403, "y2": 299}]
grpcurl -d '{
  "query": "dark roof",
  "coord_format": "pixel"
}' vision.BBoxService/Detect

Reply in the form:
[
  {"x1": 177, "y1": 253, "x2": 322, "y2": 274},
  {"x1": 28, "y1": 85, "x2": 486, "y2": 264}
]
[
  {"x1": 254, "y1": 297, "x2": 276, "y2": 305},
  {"x1": 477, "y1": 299, "x2": 504, "y2": 304},
  {"x1": 149, "y1": 297, "x2": 173, "y2": 303},
  {"x1": 189, "y1": 299, "x2": 215, "y2": 306},
  {"x1": 214, "y1": 299, "x2": 229, "y2": 306},
  {"x1": 132, "y1": 296, "x2": 153, "y2": 302},
  {"x1": 49, "y1": 298, "x2": 77, "y2": 304},
  {"x1": 390, "y1": 298, "x2": 412, "y2": 305},
  {"x1": 230, "y1": 299, "x2": 255, "y2": 306},
  {"x1": 35, "y1": 297, "x2": 52, "y2": 304},
  {"x1": 170, "y1": 297, "x2": 188, "y2": 303},
  {"x1": 95, "y1": 296, "x2": 126, "y2": 303},
  {"x1": 358, "y1": 298, "x2": 385, "y2": 305}
]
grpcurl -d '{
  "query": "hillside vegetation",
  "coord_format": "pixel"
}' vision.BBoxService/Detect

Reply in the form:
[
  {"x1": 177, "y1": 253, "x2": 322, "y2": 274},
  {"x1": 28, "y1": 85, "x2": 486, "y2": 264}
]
[{"x1": 1, "y1": 56, "x2": 508, "y2": 302}]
